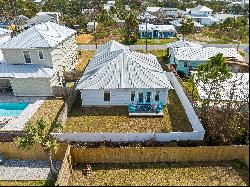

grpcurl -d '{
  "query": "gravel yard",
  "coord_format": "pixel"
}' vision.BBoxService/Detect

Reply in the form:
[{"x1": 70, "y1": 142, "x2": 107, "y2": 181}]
[{"x1": 0, "y1": 160, "x2": 62, "y2": 181}]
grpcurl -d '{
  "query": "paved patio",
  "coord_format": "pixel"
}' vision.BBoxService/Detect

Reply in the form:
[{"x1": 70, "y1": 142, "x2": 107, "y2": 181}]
[
  {"x1": 0, "y1": 92, "x2": 45, "y2": 131},
  {"x1": 0, "y1": 159, "x2": 62, "y2": 180}
]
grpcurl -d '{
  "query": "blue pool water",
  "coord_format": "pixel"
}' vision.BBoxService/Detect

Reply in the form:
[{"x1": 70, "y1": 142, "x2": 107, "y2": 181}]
[{"x1": 0, "y1": 102, "x2": 29, "y2": 117}]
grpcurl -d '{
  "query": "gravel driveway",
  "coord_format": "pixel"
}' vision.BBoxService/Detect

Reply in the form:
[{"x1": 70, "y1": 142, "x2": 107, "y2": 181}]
[{"x1": 0, "y1": 160, "x2": 62, "y2": 180}]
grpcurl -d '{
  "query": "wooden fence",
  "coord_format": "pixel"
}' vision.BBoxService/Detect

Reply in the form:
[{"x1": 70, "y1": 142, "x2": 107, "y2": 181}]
[
  {"x1": 71, "y1": 145, "x2": 249, "y2": 167},
  {"x1": 0, "y1": 142, "x2": 68, "y2": 161},
  {"x1": 55, "y1": 145, "x2": 72, "y2": 186}
]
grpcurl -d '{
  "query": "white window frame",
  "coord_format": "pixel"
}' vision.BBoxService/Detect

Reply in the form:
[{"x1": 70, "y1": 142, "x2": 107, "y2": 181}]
[
  {"x1": 22, "y1": 50, "x2": 32, "y2": 64},
  {"x1": 38, "y1": 50, "x2": 45, "y2": 60}
]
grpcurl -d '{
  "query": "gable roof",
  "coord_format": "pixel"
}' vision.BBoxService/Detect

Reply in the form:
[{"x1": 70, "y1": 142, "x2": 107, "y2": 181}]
[
  {"x1": 77, "y1": 40, "x2": 173, "y2": 90},
  {"x1": 0, "y1": 28, "x2": 11, "y2": 36},
  {"x1": 193, "y1": 5, "x2": 213, "y2": 12},
  {"x1": 172, "y1": 47, "x2": 244, "y2": 62},
  {"x1": 166, "y1": 39, "x2": 203, "y2": 48},
  {"x1": 146, "y1": 7, "x2": 161, "y2": 13},
  {"x1": 0, "y1": 64, "x2": 54, "y2": 78},
  {"x1": 0, "y1": 22, "x2": 76, "y2": 49},
  {"x1": 193, "y1": 72, "x2": 249, "y2": 102},
  {"x1": 169, "y1": 18, "x2": 204, "y2": 27}
]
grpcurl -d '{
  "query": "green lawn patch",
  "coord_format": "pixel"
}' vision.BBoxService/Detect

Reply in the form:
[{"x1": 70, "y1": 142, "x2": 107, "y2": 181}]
[
  {"x1": 0, "y1": 180, "x2": 55, "y2": 186},
  {"x1": 63, "y1": 89, "x2": 192, "y2": 133},
  {"x1": 135, "y1": 37, "x2": 178, "y2": 45},
  {"x1": 68, "y1": 161, "x2": 249, "y2": 186}
]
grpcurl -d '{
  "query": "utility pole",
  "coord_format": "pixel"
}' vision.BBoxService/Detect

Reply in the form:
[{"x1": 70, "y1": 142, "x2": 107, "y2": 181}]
[{"x1": 145, "y1": 17, "x2": 149, "y2": 53}]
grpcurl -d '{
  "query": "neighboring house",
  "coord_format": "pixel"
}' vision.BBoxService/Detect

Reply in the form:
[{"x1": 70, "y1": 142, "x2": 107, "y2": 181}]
[
  {"x1": 36, "y1": 12, "x2": 61, "y2": 23},
  {"x1": 76, "y1": 40, "x2": 173, "y2": 107},
  {"x1": 9, "y1": 15, "x2": 29, "y2": 30},
  {"x1": 193, "y1": 72, "x2": 249, "y2": 111},
  {"x1": 186, "y1": 5, "x2": 219, "y2": 26},
  {"x1": 27, "y1": 14, "x2": 56, "y2": 28},
  {"x1": 137, "y1": 12, "x2": 157, "y2": 23},
  {"x1": 0, "y1": 28, "x2": 12, "y2": 63},
  {"x1": 160, "y1": 8, "x2": 185, "y2": 17},
  {"x1": 104, "y1": 1, "x2": 116, "y2": 11},
  {"x1": 169, "y1": 18, "x2": 204, "y2": 32},
  {"x1": 146, "y1": 7, "x2": 162, "y2": 14},
  {"x1": 87, "y1": 22, "x2": 98, "y2": 32},
  {"x1": 166, "y1": 39, "x2": 203, "y2": 49},
  {"x1": 139, "y1": 23, "x2": 176, "y2": 38},
  {"x1": 168, "y1": 46, "x2": 244, "y2": 77},
  {"x1": 0, "y1": 22, "x2": 77, "y2": 96},
  {"x1": 212, "y1": 13, "x2": 242, "y2": 24}
]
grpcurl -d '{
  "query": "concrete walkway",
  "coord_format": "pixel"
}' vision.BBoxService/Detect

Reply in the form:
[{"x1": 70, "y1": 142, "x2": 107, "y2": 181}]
[
  {"x1": 0, "y1": 160, "x2": 61, "y2": 180},
  {"x1": 165, "y1": 72, "x2": 205, "y2": 132}
]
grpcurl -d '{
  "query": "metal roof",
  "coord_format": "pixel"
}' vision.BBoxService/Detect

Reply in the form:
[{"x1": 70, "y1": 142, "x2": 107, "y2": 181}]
[
  {"x1": 166, "y1": 39, "x2": 203, "y2": 48},
  {"x1": 146, "y1": 7, "x2": 161, "y2": 12},
  {"x1": 172, "y1": 47, "x2": 244, "y2": 62},
  {"x1": 0, "y1": 28, "x2": 11, "y2": 35},
  {"x1": 192, "y1": 5, "x2": 213, "y2": 12},
  {"x1": 77, "y1": 40, "x2": 173, "y2": 90},
  {"x1": 9, "y1": 15, "x2": 29, "y2": 26},
  {"x1": 0, "y1": 22, "x2": 76, "y2": 49},
  {"x1": 27, "y1": 14, "x2": 56, "y2": 26},
  {"x1": 139, "y1": 24, "x2": 176, "y2": 32},
  {"x1": 169, "y1": 18, "x2": 204, "y2": 28},
  {"x1": 0, "y1": 63, "x2": 54, "y2": 78},
  {"x1": 193, "y1": 72, "x2": 249, "y2": 102}
]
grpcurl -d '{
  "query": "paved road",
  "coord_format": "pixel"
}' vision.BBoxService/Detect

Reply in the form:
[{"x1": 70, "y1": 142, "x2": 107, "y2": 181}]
[{"x1": 78, "y1": 43, "x2": 249, "y2": 51}]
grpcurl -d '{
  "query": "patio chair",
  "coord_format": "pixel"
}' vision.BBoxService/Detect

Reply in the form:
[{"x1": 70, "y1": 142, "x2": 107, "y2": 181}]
[{"x1": 128, "y1": 104, "x2": 137, "y2": 113}]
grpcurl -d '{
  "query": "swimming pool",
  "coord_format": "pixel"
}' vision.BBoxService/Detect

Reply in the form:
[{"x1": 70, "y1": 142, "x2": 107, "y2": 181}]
[{"x1": 0, "y1": 102, "x2": 29, "y2": 117}]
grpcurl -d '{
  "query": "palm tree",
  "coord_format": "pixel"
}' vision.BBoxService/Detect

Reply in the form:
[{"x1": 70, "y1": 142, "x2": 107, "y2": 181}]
[{"x1": 14, "y1": 118, "x2": 62, "y2": 181}]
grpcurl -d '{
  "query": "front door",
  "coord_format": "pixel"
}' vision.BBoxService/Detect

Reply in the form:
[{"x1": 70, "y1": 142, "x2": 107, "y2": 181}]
[{"x1": 138, "y1": 91, "x2": 152, "y2": 104}]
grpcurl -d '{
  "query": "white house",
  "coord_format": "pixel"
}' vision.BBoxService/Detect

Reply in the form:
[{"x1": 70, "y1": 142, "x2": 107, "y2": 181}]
[
  {"x1": 0, "y1": 28, "x2": 12, "y2": 63},
  {"x1": 146, "y1": 7, "x2": 162, "y2": 14},
  {"x1": 169, "y1": 18, "x2": 204, "y2": 32},
  {"x1": 186, "y1": 5, "x2": 219, "y2": 26},
  {"x1": 168, "y1": 46, "x2": 244, "y2": 77},
  {"x1": 160, "y1": 8, "x2": 185, "y2": 17},
  {"x1": 76, "y1": 40, "x2": 173, "y2": 108},
  {"x1": 36, "y1": 12, "x2": 61, "y2": 23},
  {"x1": 213, "y1": 13, "x2": 242, "y2": 24},
  {"x1": 139, "y1": 23, "x2": 176, "y2": 38},
  {"x1": 0, "y1": 22, "x2": 77, "y2": 96}
]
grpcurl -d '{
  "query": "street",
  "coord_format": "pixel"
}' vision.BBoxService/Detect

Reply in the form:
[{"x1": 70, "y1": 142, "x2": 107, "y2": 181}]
[{"x1": 78, "y1": 43, "x2": 249, "y2": 51}]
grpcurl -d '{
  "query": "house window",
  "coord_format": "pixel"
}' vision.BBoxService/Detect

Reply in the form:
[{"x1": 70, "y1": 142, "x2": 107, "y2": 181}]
[
  {"x1": 146, "y1": 92, "x2": 151, "y2": 103},
  {"x1": 184, "y1": 61, "x2": 188, "y2": 67},
  {"x1": 138, "y1": 92, "x2": 144, "y2": 103},
  {"x1": 131, "y1": 91, "x2": 135, "y2": 102},
  {"x1": 155, "y1": 91, "x2": 160, "y2": 101},
  {"x1": 104, "y1": 91, "x2": 110, "y2": 101},
  {"x1": 38, "y1": 50, "x2": 44, "y2": 59},
  {"x1": 23, "y1": 50, "x2": 31, "y2": 64}
]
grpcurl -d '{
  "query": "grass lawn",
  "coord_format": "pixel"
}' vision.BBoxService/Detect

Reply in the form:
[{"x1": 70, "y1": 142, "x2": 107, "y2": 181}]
[
  {"x1": 135, "y1": 37, "x2": 178, "y2": 45},
  {"x1": 0, "y1": 180, "x2": 55, "y2": 186},
  {"x1": 68, "y1": 161, "x2": 249, "y2": 186},
  {"x1": 76, "y1": 34, "x2": 94, "y2": 44},
  {"x1": 63, "y1": 89, "x2": 192, "y2": 133},
  {"x1": 76, "y1": 50, "x2": 95, "y2": 72},
  {"x1": 25, "y1": 98, "x2": 65, "y2": 131}
]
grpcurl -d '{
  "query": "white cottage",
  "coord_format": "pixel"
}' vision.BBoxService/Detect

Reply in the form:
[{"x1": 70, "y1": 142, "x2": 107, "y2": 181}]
[
  {"x1": 76, "y1": 40, "x2": 173, "y2": 108},
  {"x1": 0, "y1": 21, "x2": 77, "y2": 96}
]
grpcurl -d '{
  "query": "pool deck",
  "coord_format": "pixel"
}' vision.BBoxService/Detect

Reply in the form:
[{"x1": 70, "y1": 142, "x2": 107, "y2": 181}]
[{"x1": 0, "y1": 92, "x2": 45, "y2": 131}]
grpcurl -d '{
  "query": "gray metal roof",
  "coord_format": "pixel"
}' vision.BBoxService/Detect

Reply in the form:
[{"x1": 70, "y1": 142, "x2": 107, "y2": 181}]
[
  {"x1": 27, "y1": 14, "x2": 56, "y2": 26},
  {"x1": 0, "y1": 22, "x2": 76, "y2": 49},
  {"x1": 166, "y1": 39, "x2": 203, "y2": 48},
  {"x1": 77, "y1": 40, "x2": 173, "y2": 90},
  {"x1": 0, "y1": 63, "x2": 54, "y2": 78}
]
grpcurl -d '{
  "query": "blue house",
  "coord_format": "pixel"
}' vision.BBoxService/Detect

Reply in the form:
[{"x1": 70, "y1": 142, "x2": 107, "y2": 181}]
[
  {"x1": 166, "y1": 40, "x2": 244, "y2": 77},
  {"x1": 139, "y1": 23, "x2": 176, "y2": 39}
]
